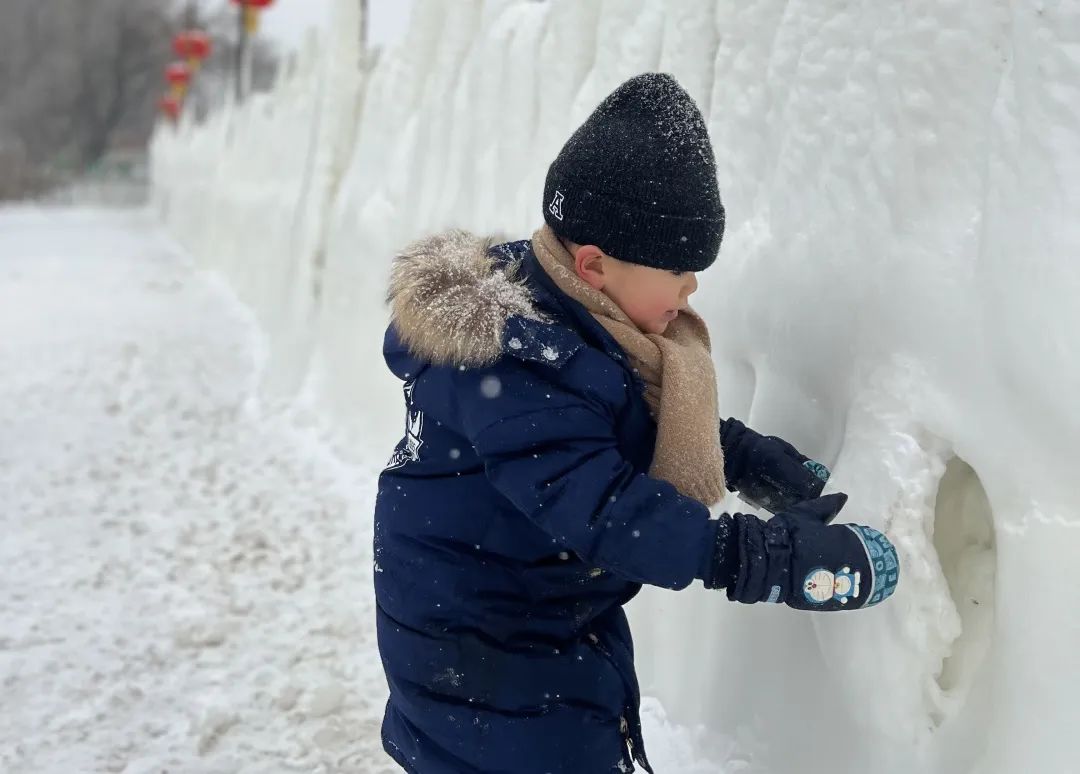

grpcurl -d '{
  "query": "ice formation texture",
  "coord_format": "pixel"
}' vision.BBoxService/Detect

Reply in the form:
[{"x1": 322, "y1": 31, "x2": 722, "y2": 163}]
[{"x1": 151, "y1": 1, "x2": 1080, "y2": 772}]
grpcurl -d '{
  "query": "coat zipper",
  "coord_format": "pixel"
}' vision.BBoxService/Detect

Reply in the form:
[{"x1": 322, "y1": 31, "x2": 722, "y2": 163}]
[{"x1": 587, "y1": 632, "x2": 653, "y2": 773}]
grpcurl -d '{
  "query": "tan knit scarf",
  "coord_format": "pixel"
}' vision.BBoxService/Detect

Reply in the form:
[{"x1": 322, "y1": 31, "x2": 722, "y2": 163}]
[{"x1": 531, "y1": 225, "x2": 726, "y2": 507}]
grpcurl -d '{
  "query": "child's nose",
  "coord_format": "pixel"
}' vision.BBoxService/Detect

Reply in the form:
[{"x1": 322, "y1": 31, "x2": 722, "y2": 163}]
[{"x1": 684, "y1": 273, "x2": 698, "y2": 297}]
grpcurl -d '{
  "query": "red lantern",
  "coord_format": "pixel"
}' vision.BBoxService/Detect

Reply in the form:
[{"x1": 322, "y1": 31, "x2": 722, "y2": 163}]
[
  {"x1": 165, "y1": 62, "x2": 191, "y2": 86},
  {"x1": 165, "y1": 62, "x2": 192, "y2": 99},
  {"x1": 159, "y1": 95, "x2": 182, "y2": 122},
  {"x1": 230, "y1": 0, "x2": 276, "y2": 34},
  {"x1": 173, "y1": 31, "x2": 212, "y2": 69}
]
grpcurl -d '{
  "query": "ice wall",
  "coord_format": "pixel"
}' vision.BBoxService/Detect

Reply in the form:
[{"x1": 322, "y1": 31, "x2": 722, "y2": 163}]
[{"x1": 151, "y1": 2, "x2": 1080, "y2": 772}]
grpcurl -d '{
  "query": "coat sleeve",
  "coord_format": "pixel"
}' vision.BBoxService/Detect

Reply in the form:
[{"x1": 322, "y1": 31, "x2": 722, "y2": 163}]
[{"x1": 452, "y1": 361, "x2": 721, "y2": 590}]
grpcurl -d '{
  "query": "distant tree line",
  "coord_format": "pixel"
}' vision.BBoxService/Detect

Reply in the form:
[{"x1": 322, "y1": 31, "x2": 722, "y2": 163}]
[{"x1": 0, "y1": 0, "x2": 278, "y2": 200}]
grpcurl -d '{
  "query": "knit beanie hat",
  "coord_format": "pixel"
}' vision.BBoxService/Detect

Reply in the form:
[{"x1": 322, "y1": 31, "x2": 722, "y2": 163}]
[{"x1": 542, "y1": 73, "x2": 725, "y2": 272}]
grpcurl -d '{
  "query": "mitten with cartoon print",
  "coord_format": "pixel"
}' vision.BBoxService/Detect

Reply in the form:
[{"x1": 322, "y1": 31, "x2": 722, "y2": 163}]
[
  {"x1": 702, "y1": 494, "x2": 900, "y2": 611},
  {"x1": 719, "y1": 417, "x2": 833, "y2": 514}
]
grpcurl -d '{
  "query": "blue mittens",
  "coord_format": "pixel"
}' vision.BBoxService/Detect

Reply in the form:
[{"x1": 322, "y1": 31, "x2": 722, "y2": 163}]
[
  {"x1": 702, "y1": 494, "x2": 900, "y2": 611},
  {"x1": 719, "y1": 417, "x2": 831, "y2": 514}
]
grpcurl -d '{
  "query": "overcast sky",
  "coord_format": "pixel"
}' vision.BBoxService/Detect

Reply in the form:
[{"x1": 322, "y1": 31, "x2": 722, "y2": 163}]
[{"x1": 257, "y1": 0, "x2": 414, "y2": 49}]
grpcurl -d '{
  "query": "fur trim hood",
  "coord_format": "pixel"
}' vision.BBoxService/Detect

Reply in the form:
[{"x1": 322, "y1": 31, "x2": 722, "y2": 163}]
[{"x1": 386, "y1": 230, "x2": 553, "y2": 368}]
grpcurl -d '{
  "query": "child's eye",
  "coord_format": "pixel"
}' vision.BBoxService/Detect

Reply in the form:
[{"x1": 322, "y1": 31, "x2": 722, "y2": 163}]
[{"x1": 670, "y1": 271, "x2": 684, "y2": 277}]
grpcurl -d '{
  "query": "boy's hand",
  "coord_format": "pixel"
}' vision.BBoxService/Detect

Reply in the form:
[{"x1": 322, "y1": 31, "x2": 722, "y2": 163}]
[
  {"x1": 771, "y1": 509, "x2": 899, "y2": 611},
  {"x1": 704, "y1": 495, "x2": 899, "y2": 611},
  {"x1": 719, "y1": 417, "x2": 833, "y2": 513}
]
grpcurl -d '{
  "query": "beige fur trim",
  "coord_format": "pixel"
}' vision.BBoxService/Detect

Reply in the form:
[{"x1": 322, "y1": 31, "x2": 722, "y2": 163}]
[{"x1": 386, "y1": 230, "x2": 549, "y2": 368}]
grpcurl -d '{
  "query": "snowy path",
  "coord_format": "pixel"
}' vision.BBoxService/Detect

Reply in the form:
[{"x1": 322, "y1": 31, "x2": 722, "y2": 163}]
[
  {"x1": 0, "y1": 208, "x2": 392, "y2": 774},
  {"x1": 0, "y1": 208, "x2": 719, "y2": 774}
]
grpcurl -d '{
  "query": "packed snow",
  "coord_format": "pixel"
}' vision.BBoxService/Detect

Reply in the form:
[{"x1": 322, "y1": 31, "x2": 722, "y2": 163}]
[{"x1": 0, "y1": 207, "x2": 725, "y2": 772}]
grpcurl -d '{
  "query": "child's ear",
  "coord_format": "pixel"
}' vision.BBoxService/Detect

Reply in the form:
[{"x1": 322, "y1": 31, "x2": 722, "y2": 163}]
[{"x1": 574, "y1": 245, "x2": 606, "y2": 290}]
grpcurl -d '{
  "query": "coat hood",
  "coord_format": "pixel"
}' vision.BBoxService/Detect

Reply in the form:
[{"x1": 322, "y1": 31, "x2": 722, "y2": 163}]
[{"x1": 385, "y1": 230, "x2": 552, "y2": 369}]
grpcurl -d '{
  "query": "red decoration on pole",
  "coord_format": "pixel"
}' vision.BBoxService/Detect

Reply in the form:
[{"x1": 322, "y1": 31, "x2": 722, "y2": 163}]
[
  {"x1": 165, "y1": 61, "x2": 192, "y2": 100},
  {"x1": 165, "y1": 62, "x2": 192, "y2": 86},
  {"x1": 159, "y1": 95, "x2": 183, "y2": 122},
  {"x1": 173, "y1": 31, "x2": 212, "y2": 69},
  {"x1": 230, "y1": 0, "x2": 276, "y2": 34}
]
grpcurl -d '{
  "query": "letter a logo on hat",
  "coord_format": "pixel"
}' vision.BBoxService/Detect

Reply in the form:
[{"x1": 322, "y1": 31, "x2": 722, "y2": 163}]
[{"x1": 548, "y1": 190, "x2": 565, "y2": 221}]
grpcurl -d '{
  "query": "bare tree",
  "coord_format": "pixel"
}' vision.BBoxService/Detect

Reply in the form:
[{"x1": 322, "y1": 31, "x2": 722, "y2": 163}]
[
  {"x1": 73, "y1": 2, "x2": 174, "y2": 167},
  {"x1": 0, "y1": 0, "x2": 278, "y2": 200},
  {"x1": 1, "y1": 1, "x2": 171, "y2": 164}
]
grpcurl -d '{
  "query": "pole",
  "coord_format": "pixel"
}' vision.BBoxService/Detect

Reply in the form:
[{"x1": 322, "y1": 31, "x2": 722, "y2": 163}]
[
  {"x1": 235, "y1": 2, "x2": 247, "y2": 102},
  {"x1": 360, "y1": 0, "x2": 369, "y2": 54},
  {"x1": 242, "y1": 18, "x2": 255, "y2": 98}
]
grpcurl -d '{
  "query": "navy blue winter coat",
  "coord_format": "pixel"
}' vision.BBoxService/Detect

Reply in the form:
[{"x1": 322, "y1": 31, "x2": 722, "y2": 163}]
[
  {"x1": 374, "y1": 231, "x2": 727, "y2": 773},
  {"x1": 373, "y1": 231, "x2": 898, "y2": 773}
]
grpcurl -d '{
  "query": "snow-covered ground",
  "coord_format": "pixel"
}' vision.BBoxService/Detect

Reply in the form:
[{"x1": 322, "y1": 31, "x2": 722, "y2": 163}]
[{"x1": 0, "y1": 207, "x2": 723, "y2": 773}]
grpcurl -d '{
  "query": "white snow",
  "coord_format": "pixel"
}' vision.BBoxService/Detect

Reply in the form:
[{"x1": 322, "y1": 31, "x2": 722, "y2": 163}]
[
  {"x1": 0, "y1": 207, "x2": 390, "y2": 773},
  {"x1": 0, "y1": 207, "x2": 723, "y2": 772},
  {"x1": 142, "y1": 0, "x2": 1080, "y2": 772}
]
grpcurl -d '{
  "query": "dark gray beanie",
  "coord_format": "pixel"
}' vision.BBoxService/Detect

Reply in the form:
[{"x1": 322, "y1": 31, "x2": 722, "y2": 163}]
[{"x1": 542, "y1": 73, "x2": 725, "y2": 272}]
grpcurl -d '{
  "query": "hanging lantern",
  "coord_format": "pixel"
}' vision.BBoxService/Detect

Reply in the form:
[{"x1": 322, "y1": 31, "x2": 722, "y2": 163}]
[
  {"x1": 159, "y1": 95, "x2": 183, "y2": 122},
  {"x1": 230, "y1": 0, "x2": 276, "y2": 35},
  {"x1": 165, "y1": 62, "x2": 192, "y2": 99},
  {"x1": 173, "y1": 31, "x2": 212, "y2": 71}
]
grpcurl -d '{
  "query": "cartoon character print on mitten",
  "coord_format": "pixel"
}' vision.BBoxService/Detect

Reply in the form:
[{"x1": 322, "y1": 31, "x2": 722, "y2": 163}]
[{"x1": 803, "y1": 565, "x2": 862, "y2": 606}]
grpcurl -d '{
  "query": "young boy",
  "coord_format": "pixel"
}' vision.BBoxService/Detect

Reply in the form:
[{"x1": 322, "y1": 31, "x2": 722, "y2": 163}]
[{"x1": 374, "y1": 73, "x2": 899, "y2": 774}]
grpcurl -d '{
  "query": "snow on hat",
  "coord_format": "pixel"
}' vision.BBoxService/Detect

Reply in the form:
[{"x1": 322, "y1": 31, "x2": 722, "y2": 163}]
[{"x1": 542, "y1": 73, "x2": 725, "y2": 272}]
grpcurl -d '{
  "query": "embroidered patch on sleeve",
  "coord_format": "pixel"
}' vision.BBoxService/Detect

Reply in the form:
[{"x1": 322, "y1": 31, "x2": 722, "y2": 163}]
[
  {"x1": 502, "y1": 316, "x2": 584, "y2": 369},
  {"x1": 384, "y1": 379, "x2": 425, "y2": 471}
]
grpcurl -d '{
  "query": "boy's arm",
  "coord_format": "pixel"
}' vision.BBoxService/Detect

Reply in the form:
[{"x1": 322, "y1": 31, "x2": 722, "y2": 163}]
[
  {"x1": 454, "y1": 363, "x2": 717, "y2": 591},
  {"x1": 454, "y1": 364, "x2": 899, "y2": 609}
]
